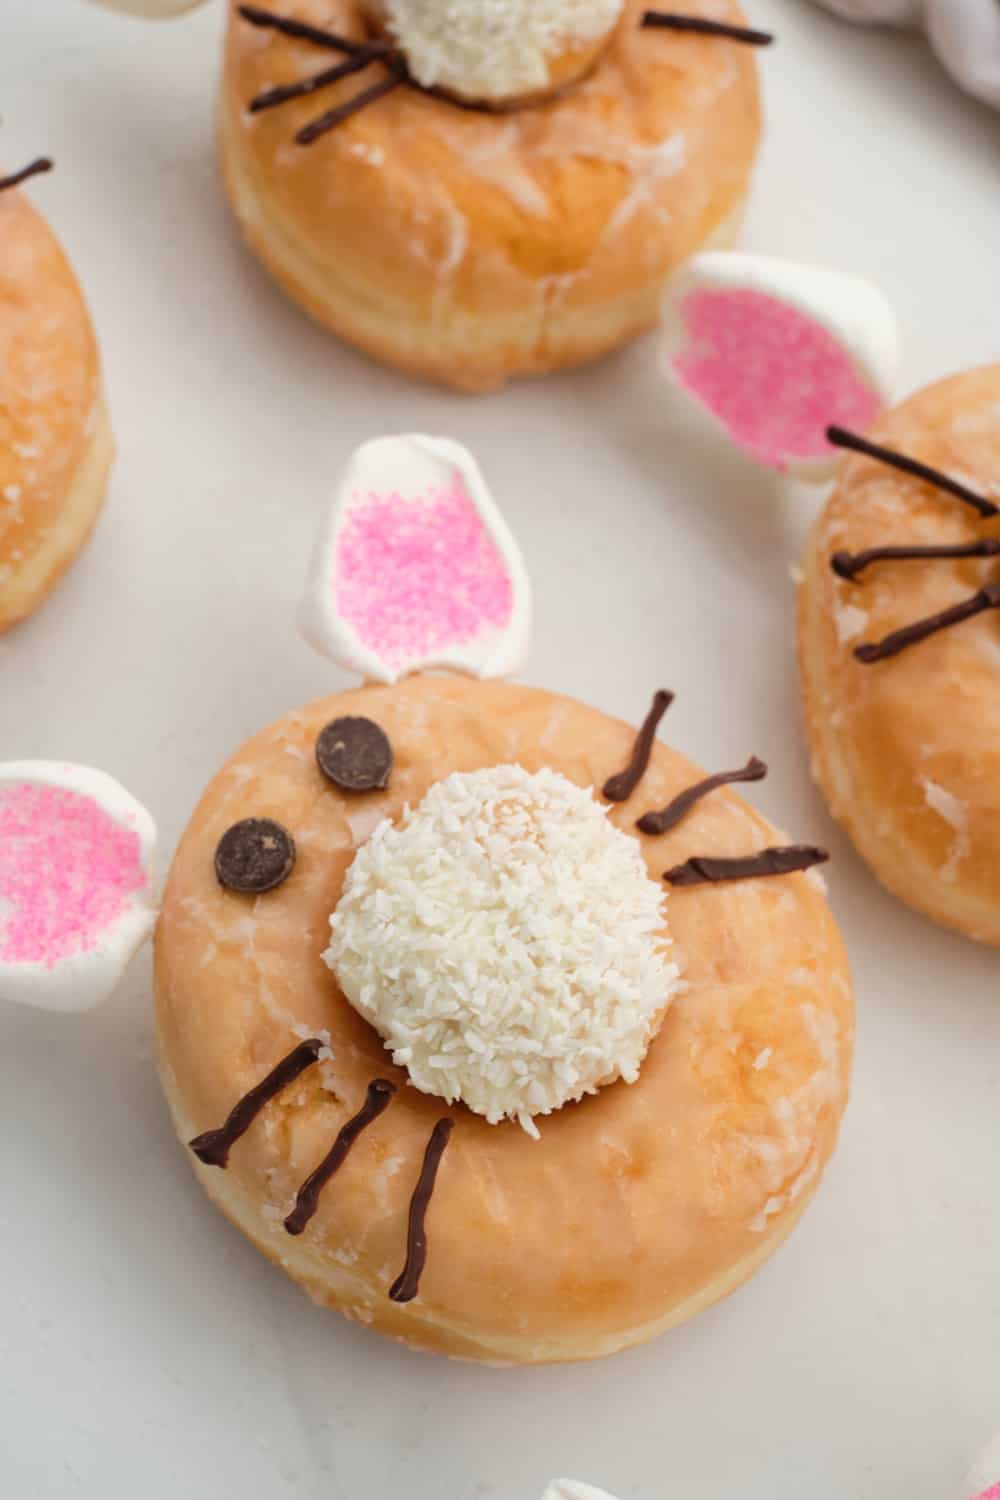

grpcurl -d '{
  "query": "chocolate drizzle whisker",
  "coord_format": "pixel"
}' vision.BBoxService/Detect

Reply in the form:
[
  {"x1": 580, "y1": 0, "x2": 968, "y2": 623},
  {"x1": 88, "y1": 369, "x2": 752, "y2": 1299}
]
[
  {"x1": 638, "y1": 757, "x2": 767, "y2": 836},
  {"x1": 0, "y1": 158, "x2": 53, "y2": 194},
  {"x1": 238, "y1": 4, "x2": 368, "y2": 56},
  {"x1": 603, "y1": 690, "x2": 674, "y2": 802},
  {"x1": 285, "y1": 1079, "x2": 397, "y2": 1236},
  {"x1": 832, "y1": 539, "x2": 1000, "y2": 581},
  {"x1": 854, "y1": 583, "x2": 1000, "y2": 664},
  {"x1": 827, "y1": 426, "x2": 999, "y2": 519},
  {"x1": 296, "y1": 65, "x2": 407, "y2": 144},
  {"x1": 249, "y1": 48, "x2": 390, "y2": 113},
  {"x1": 389, "y1": 1118, "x2": 454, "y2": 1304},
  {"x1": 641, "y1": 11, "x2": 774, "y2": 44},
  {"x1": 664, "y1": 845, "x2": 829, "y2": 886},
  {"x1": 240, "y1": 4, "x2": 756, "y2": 143},
  {"x1": 189, "y1": 1037, "x2": 323, "y2": 1168}
]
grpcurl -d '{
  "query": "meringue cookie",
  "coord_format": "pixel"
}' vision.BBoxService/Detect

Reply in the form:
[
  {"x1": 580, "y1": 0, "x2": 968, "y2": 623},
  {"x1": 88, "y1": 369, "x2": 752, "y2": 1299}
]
[
  {"x1": 661, "y1": 251, "x2": 899, "y2": 480},
  {"x1": 298, "y1": 435, "x2": 532, "y2": 685},
  {"x1": 0, "y1": 762, "x2": 157, "y2": 1013},
  {"x1": 808, "y1": 0, "x2": 1000, "y2": 110}
]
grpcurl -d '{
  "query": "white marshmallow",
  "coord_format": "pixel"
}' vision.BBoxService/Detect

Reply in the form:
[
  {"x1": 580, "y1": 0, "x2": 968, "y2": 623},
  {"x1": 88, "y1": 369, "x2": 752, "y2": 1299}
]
[
  {"x1": 964, "y1": 1429, "x2": 1000, "y2": 1499},
  {"x1": 661, "y1": 250, "x2": 899, "y2": 481},
  {"x1": 298, "y1": 434, "x2": 532, "y2": 685},
  {"x1": 0, "y1": 762, "x2": 157, "y2": 1014}
]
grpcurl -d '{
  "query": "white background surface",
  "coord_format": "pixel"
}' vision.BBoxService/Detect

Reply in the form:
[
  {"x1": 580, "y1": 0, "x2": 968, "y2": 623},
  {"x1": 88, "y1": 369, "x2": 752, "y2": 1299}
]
[{"x1": 3, "y1": 1, "x2": 1000, "y2": 1495}]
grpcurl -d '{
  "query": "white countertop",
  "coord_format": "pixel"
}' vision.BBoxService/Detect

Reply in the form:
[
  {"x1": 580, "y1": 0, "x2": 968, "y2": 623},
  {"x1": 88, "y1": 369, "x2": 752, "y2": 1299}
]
[{"x1": 4, "y1": 1, "x2": 1000, "y2": 1495}]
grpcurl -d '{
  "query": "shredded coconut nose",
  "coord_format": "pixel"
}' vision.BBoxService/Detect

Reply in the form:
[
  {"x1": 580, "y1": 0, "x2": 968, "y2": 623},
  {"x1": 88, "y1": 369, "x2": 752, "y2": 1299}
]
[
  {"x1": 377, "y1": 0, "x2": 625, "y2": 101},
  {"x1": 325, "y1": 765, "x2": 678, "y2": 1137}
]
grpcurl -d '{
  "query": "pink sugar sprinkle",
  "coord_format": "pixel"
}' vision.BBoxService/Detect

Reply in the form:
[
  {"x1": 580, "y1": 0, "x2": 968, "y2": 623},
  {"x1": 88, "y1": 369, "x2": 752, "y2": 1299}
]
[
  {"x1": 334, "y1": 482, "x2": 514, "y2": 668},
  {"x1": 971, "y1": 1486, "x2": 1000, "y2": 1500},
  {"x1": 673, "y1": 288, "x2": 884, "y2": 470},
  {"x1": 0, "y1": 783, "x2": 146, "y2": 967}
]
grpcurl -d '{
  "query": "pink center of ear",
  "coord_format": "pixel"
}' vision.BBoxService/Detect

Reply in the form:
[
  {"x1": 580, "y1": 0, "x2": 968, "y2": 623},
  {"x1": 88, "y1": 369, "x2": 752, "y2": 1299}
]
[
  {"x1": 0, "y1": 783, "x2": 147, "y2": 967},
  {"x1": 334, "y1": 482, "x2": 514, "y2": 670},
  {"x1": 971, "y1": 1486, "x2": 1000, "y2": 1500},
  {"x1": 673, "y1": 288, "x2": 884, "y2": 469}
]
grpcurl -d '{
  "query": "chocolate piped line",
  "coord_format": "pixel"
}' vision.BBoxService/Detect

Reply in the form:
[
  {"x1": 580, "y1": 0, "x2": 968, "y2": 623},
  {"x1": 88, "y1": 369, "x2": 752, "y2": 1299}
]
[
  {"x1": 296, "y1": 65, "x2": 406, "y2": 144},
  {"x1": 389, "y1": 1117, "x2": 454, "y2": 1304},
  {"x1": 827, "y1": 426, "x2": 998, "y2": 519},
  {"x1": 0, "y1": 158, "x2": 53, "y2": 194},
  {"x1": 641, "y1": 11, "x2": 774, "y2": 44},
  {"x1": 250, "y1": 47, "x2": 391, "y2": 113},
  {"x1": 638, "y1": 757, "x2": 767, "y2": 836},
  {"x1": 832, "y1": 539, "x2": 1000, "y2": 581},
  {"x1": 664, "y1": 845, "x2": 829, "y2": 886},
  {"x1": 238, "y1": 5, "x2": 367, "y2": 56},
  {"x1": 285, "y1": 1079, "x2": 397, "y2": 1236},
  {"x1": 189, "y1": 1037, "x2": 324, "y2": 1168},
  {"x1": 603, "y1": 690, "x2": 675, "y2": 802},
  {"x1": 854, "y1": 583, "x2": 1000, "y2": 663}
]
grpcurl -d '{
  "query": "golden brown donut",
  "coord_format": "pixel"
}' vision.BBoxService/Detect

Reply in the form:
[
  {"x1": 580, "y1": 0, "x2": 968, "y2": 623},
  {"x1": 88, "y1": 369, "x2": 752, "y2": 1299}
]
[
  {"x1": 0, "y1": 171, "x2": 112, "y2": 632},
  {"x1": 155, "y1": 677, "x2": 853, "y2": 1363},
  {"x1": 798, "y1": 366, "x2": 1000, "y2": 946},
  {"x1": 219, "y1": 0, "x2": 761, "y2": 390}
]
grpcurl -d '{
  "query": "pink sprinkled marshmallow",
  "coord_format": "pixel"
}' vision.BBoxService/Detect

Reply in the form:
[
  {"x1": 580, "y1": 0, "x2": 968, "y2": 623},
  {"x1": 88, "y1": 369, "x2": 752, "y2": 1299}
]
[
  {"x1": 0, "y1": 763, "x2": 157, "y2": 1012},
  {"x1": 965, "y1": 1432, "x2": 1000, "y2": 1500},
  {"x1": 662, "y1": 251, "x2": 899, "y2": 480},
  {"x1": 299, "y1": 435, "x2": 532, "y2": 684}
]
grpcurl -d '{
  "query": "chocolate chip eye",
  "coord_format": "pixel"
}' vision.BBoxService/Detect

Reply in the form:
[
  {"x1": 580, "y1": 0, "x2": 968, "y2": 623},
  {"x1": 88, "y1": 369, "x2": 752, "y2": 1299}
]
[
  {"x1": 215, "y1": 818, "x2": 296, "y2": 893},
  {"x1": 316, "y1": 717, "x2": 393, "y2": 793}
]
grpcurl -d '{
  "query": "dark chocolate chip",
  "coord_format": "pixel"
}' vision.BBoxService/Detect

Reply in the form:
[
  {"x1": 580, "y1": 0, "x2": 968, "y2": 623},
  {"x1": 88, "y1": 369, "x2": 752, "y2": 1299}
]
[
  {"x1": 215, "y1": 818, "x2": 296, "y2": 893},
  {"x1": 316, "y1": 716, "x2": 393, "y2": 792}
]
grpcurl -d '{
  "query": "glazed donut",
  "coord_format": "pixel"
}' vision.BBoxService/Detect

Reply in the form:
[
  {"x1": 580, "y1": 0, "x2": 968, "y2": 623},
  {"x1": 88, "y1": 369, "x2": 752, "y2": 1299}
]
[
  {"x1": 150, "y1": 434, "x2": 847, "y2": 1362},
  {"x1": 154, "y1": 676, "x2": 852, "y2": 1363},
  {"x1": 0, "y1": 162, "x2": 112, "y2": 632},
  {"x1": 798, "y1": 366, "x2": 1000, "y2": 946},
  {"x1": 219, "y1": 0, "x2": 762, "y2": 390},
  {"x1": 2, "y1": 433, "x2": 851, "y2": 1361}
]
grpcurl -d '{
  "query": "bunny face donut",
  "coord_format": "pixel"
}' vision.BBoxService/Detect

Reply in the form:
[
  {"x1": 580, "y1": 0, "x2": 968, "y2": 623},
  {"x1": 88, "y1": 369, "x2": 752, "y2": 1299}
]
[
  {"x1": 145, "y1": 436, "x2": 851, "y2": 1362},
  {"x1": 154, "y1": 674, "x2": 851, "y2": 1362},
  {"x1": 219, "y1": 0, "x2": 764, "y2": 390},
  {"x1": 0, "y1": 161, "x2": 113, "y2": 632},
  {"x1": 798, "y1": 366, "x2": 1000, "y2": 946},
  {"x1": 2, "y1": 437, "x2": 851, "y2": 1361}
]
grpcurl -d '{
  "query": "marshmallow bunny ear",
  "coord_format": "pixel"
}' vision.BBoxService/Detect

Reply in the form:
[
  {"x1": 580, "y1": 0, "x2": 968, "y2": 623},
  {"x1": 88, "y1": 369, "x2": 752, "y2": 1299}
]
[
  {"x1": 85, "y1": 0, "x2": 209, "y2": 15},
  {"x1": 964, "y1": 1431, "x2": 1000, "y2": 1500},
  {"x1": 661, "y1": 251, "x2": 899, "y2": 481},
  {"x1": 0, "y1": 763, "x2": 157, "y2": 1013},
  {"x1": 298, "y1": 435, "x2": 532, "y2": 685}
]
